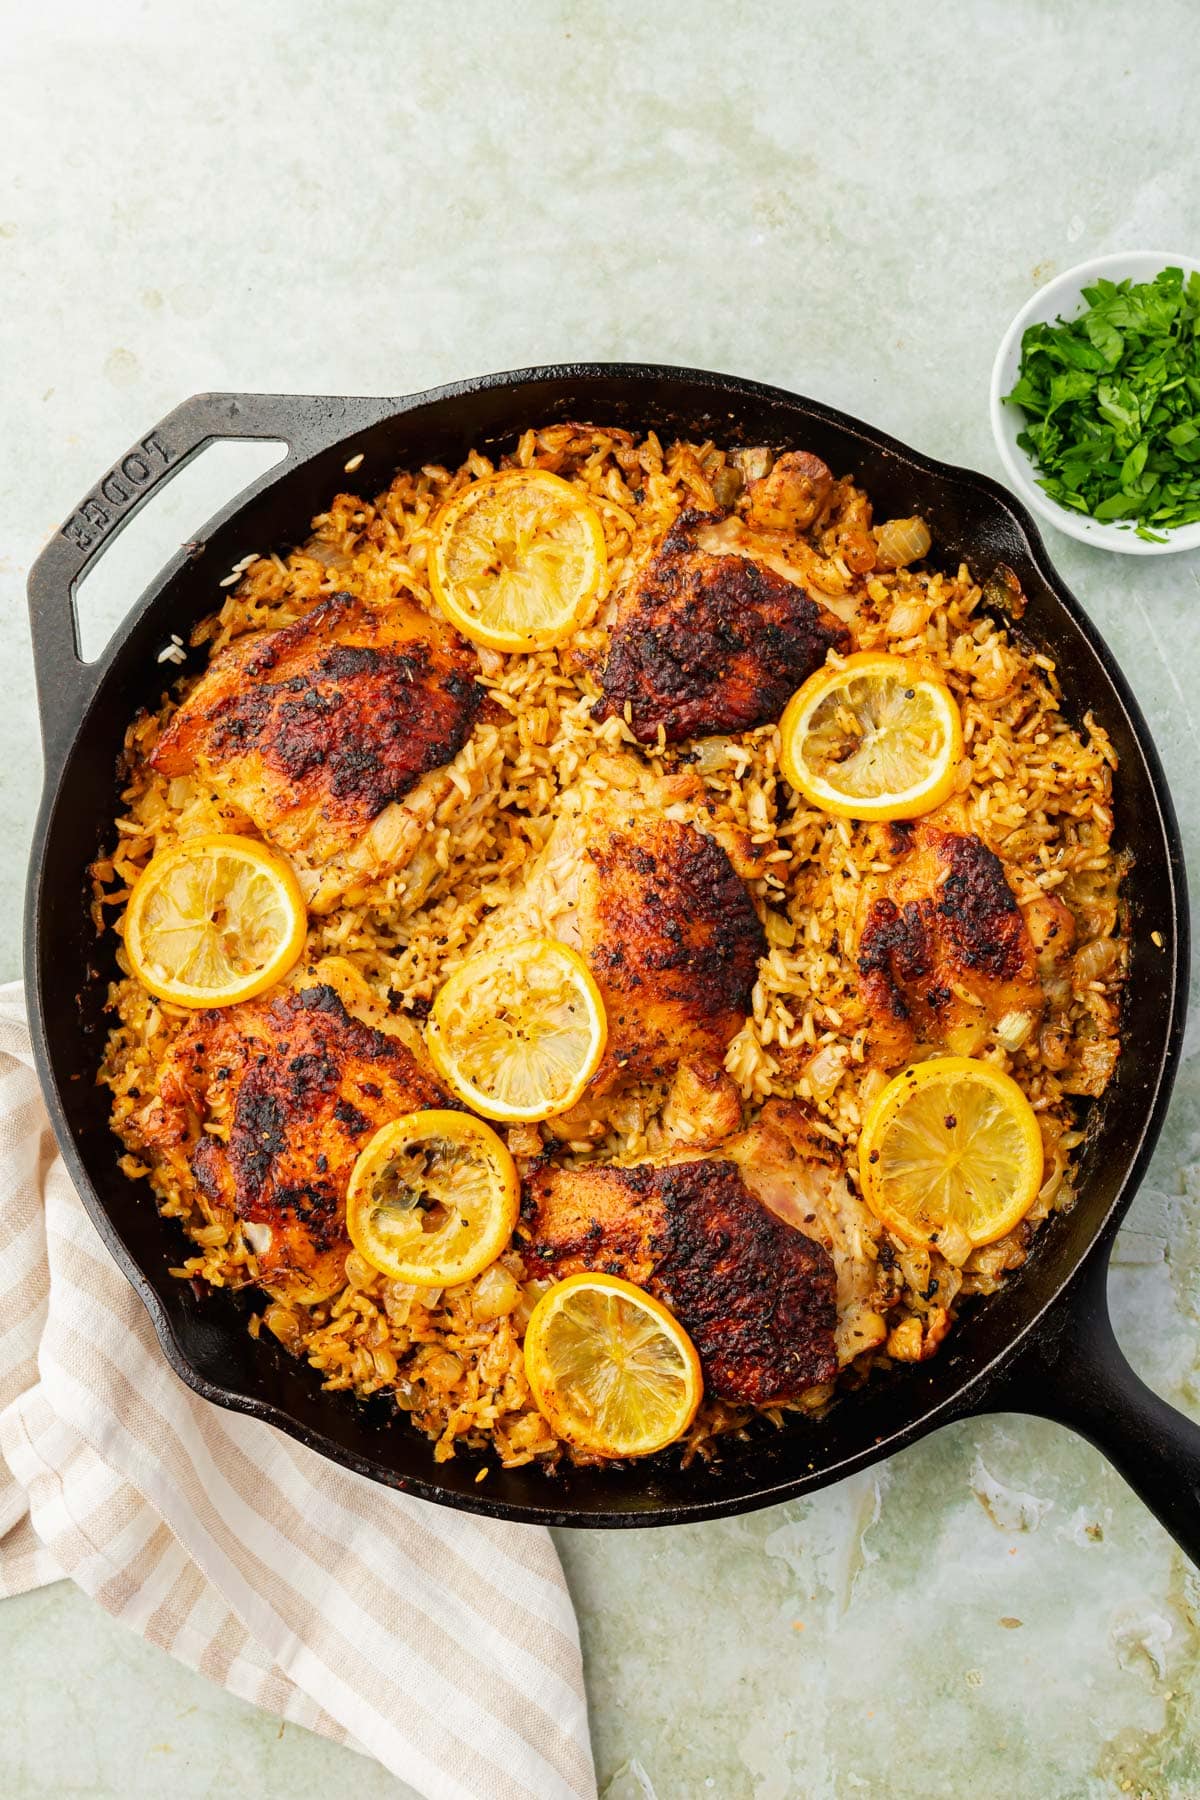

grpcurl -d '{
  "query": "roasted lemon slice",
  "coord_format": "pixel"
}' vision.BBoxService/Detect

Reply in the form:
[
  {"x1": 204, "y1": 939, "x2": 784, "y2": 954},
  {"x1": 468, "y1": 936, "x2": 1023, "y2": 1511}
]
[
  {"x1": 428, "y1": 468, "x2": 607, "y2": 652},
  {"x1": 523, "y1": 1273, "x2": 703, "y2": 1459},
  {"x1": 779, "y1": 651, "x2": 963, "y2": 820},
  {"x1": 426, "y1": 938, "x2": 607, "y2": 1122},
  {"x1": 123, "y1": 834, "x2": 306, "y2": 1008},
  {"x1": 858, "y1": 1056, "x2": 1044, "y2": 1256},
  {"x1": 345, "y1": 1110, "x2": 519, "y2": 1288}
]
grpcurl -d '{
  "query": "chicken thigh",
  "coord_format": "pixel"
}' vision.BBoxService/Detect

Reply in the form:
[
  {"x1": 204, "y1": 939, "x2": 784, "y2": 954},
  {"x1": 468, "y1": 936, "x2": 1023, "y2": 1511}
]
[
  {"x1": 135, "y1": 972, "x2": 447, "y2": 1303},
  {"x1": 855, "y1": 820, "x2": 1045, "y2": 1065},
  {"x1": 523, "y1": 1154, "x2": 838, "y2": 1403},
  {"x1": 153, "y1": 591, "x2": 482, "y2": 910},
  {"x1": 476, "y1": 758, "x2": 766, "y2": 1102},
  {"x1": 594, "y1": 507, "x2": 850, "y2": 743}
]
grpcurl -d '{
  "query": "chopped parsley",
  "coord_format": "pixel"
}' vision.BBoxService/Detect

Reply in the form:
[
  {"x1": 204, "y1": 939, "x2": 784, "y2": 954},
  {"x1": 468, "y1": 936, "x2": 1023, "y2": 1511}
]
[{"x1": 1004, "y1": 264, "x2": 1200, "y2": 541}]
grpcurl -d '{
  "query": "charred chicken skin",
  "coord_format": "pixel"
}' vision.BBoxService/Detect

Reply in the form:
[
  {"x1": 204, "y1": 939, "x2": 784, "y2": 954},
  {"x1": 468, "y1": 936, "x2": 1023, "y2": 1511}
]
[
  {"x1": 477, "y1": 761, "x2": 766, "y2": 1096},
  {"x1": 726, "y1": 1100, "x2": 893, "y2": 1367},
  {"x1": 579, "y1": 806, "x2": 765, "y2": 1087},
  {"x1": 152, "y1": 591, "x2": 482, "y2": 904},
  {"x1": 523, "y1": 1155, "x2": 838, "y2": 1403},
  {"x1": 855, "y1": 820, "x2": 1044, "y2": 1064},
  {"x1": 594, "y1": 506, "x2": 851, "y2": 743},
  {"x1": 136, "y1": 981, "x2": 447, "y2": 1303}
]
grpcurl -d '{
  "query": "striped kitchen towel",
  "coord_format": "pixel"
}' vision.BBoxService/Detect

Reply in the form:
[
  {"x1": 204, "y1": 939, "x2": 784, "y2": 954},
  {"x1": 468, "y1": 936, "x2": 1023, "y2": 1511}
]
[{"x1": 0, "y1": 984, "x2": 595, "y2": 1800}]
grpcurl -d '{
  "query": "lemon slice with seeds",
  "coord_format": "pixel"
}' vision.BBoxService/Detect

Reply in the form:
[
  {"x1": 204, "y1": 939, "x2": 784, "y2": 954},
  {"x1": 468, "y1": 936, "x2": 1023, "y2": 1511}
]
[
  {"x1": 858, "y1": 1056, "x2": 1044, "y2": 1255},
  {"x1": 123, "y1": 834, "x2": 306, "y2": 1008},
  {"x1": 346, "y1": 1110, "x2": 518, "y2": 1288},
  {"x1": 779, "y1": 651, "x2": 963, "y2": 820},
  {"x1": 426, "y1": 938, "x2": 607, "y2": 1122},
  {"x1": 428, "y1": 468, "x2": 607, "y2": 652},
  {"x1": 523, "y1": 1273, "x2": 703, "y2": 1459}
]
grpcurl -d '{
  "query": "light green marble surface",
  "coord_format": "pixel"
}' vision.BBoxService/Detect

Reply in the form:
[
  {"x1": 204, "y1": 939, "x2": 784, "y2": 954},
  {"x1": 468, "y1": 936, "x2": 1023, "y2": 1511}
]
[{"x1": 2, "y1": 3, "x2": 1198, "y2": 1795}]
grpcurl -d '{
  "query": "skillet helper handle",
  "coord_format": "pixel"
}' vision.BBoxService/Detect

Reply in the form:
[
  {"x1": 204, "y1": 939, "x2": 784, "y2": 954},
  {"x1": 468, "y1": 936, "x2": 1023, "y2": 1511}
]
[
  {"x1": 983, "y1": 1242, "x2": 1200, "y2": 1564},
  {"x1": 25, "y1": 391, "x2": 365, "y2": 778}
]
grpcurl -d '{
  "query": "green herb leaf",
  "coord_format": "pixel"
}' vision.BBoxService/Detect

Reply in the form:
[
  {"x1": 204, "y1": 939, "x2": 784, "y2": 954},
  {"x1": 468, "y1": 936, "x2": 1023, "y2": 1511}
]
[
  {"x1": 1085, "y1": 314, "x2": 1124, "y2": 367},
  {"x1": 1093, "y1": 491, "x2": 1140, "y2": 520},
  {"x1": 1121, "y1": 441, "x2": 1149, "y2": 485},
  {"x1": 1004, "y1": 265, "x2": 1200, "y2": 534}
]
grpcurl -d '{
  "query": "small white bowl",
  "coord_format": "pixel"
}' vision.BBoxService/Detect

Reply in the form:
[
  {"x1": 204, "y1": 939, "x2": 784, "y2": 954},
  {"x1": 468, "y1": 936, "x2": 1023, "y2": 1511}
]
[{"x1": 990, "y1": 250, "x2": 1200, "y2": 557}]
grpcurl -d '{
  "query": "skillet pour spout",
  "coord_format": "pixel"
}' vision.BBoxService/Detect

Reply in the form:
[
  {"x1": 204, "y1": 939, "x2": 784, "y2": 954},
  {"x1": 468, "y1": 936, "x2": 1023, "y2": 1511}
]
[{"x1": 22, "y1": 367, "x2": 1196, "y2": 1552}]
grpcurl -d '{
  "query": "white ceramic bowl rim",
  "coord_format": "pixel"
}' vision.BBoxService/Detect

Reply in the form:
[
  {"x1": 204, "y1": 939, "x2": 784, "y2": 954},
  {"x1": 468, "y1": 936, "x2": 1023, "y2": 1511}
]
[{"x1": 989, "y1": 250, "x2": 1200, "y2": 558}]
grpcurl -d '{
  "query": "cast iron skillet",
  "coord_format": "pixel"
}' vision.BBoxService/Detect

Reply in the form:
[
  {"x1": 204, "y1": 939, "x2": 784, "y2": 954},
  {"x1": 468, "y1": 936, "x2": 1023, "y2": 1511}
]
[{"x1": 23, "y1": 366, "x2": 1200, "y2": 1555}]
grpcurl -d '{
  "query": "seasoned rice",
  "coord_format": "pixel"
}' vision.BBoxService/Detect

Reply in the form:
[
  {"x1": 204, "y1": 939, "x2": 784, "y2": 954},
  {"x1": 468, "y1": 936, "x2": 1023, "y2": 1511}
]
[{"x1": 93, "y1": 424, "x2": 1127, "y2": 1469}]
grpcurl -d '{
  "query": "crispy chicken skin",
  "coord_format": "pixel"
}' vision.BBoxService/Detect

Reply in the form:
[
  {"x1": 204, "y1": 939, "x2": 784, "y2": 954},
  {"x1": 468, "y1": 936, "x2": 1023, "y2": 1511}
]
[
  {"x1": 855, "y1": 820, "x2": 1043, "y2": 1065},
  {"x1": 152, "y1": 591, "x2": 481, "y2": 900},
  {"x1": 523, "y1": 1157, "x2": 838, "y2": 1403},
  {"x1": 727, "y1": 1101, "x2": 892, "y2": 1366},
  {"x1": 136, "y1": 980, "x2": 446, "y2": 1303},
  {"x1": 478, "y1": 760, "x2": 766, "y2": 1095},
  {"x1": 595, "y1": 507, "x2": 851, "y2": 743},
  {"x1": 582, "y1": 807, "x2": 764, "y2": 1086}
]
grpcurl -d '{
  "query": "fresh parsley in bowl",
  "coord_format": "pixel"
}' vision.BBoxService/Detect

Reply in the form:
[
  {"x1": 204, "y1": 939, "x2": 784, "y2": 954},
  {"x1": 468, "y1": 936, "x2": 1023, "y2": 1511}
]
[{"x1": 990, "y1": 253, "x2": 1200, "y2": 556}]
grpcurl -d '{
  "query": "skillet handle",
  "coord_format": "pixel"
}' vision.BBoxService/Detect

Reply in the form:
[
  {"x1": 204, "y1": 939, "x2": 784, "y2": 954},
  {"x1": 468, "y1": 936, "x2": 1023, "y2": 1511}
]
[
  {"x1": 979, "y1": 1240, "x2": 1200, "y2": 1564},
  {"x1": 25, "y1": 391, "x2": 384, "y2": 779}
]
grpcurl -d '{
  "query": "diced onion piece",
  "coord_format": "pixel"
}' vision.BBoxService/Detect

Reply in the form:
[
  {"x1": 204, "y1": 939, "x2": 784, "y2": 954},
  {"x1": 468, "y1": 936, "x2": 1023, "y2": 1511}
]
[
  {"x1": 711, "y1": 466, "x2": 744, "y2": 508},
  {"x1": 1071, "y1": 937, "x2": 1121, "y2": 987},
  {"x1": 734, "y1": 446, "x2": 774, "y2": 482},
  {"x1": 994, "y1": 1009, "x2": 1035, "y2": 1052},
  {"x1": 690, "y1": 735, "x2": 735, "y2": 774},
  {"x1": 344, "y1": 1250, "x2": 380, "y2": 1290},
  {"x1": 874, "y1": 516, "x2": 932, "y2": 571},
  {"x1": 805, "y1": 1042, "x2": 848, "y2": 1100},
  {"x1": 1062, "y1": 1036, "x2": 1120, "y2": 1096},
  {"x1": 886, "y1": 598, "x2": 932, "y2": 638},
  {"x1": 263, "y1": 1303, "x2": 303, "y2": 1354},
  {"x1": 422, "y1": 1350, "x2": 465, "y2": 1391},
  {"x1": 242, "y1": 1220, "x2": 273, "y2": 1257},
  {"x1": 472, "y1": 1262, "x2": 521, "y2": 1321}
]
